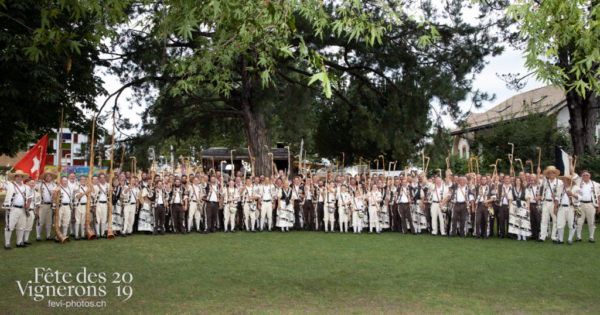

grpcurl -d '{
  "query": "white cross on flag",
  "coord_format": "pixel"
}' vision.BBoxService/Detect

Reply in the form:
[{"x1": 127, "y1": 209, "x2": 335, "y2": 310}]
[{"x1": 13, "y1": 134, "x2": 48, "y2": 179}]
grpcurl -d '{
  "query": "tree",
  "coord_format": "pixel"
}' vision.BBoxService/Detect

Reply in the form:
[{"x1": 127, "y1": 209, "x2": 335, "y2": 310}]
[
  {"x1": 508, "y1": 0, "x2": 600, "y2": 156},
  {"x1": 474, "y1": 112, "x2": 570, "y2": 174},
  {"x1": 0, "y1": 0, "x2": 105, "y2": 155}
]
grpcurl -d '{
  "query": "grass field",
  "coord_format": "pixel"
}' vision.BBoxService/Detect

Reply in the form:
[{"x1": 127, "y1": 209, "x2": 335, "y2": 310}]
[{"x1": 1, "y1": 223, "x2": 599, "y2": 314}]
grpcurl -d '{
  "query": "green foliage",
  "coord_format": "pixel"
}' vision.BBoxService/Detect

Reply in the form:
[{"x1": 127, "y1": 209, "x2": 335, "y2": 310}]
[
  {"x1": 0, "y1": 0, "x2": 105, "y2": 155},
  {"x1": 508, "y1": 0, "x2": 600, "y2": 96},
  {"x1": 474, "y1": 113, "x2": 570, "y2": 174}
]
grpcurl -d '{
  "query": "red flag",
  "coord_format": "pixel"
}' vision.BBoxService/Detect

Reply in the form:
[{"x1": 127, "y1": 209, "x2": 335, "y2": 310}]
[{"x1": 13, "y1": 134, "x2": 48, "y2": 179}]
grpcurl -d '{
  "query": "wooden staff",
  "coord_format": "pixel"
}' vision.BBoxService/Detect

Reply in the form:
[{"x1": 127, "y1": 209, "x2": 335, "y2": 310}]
[
  {"x1": 130, "y1": 157, "x2": 137, "y2": 175},
  {"x1": 83, "y1": 113, "x2": 99, "y2": 240},
  {"x1": 424, "y1": 156, "x2": 430, "y2": 175},
  {"x1": 54, "y1": 108, "x2": 69, "y2": 243},
  {"x1": 210, "y1": 157, "x2": 215, "y2": 175},
  {"x1": 357, "y1": 156, "x2": 362, "y2": 174},
  {"x1": 106, "y1": 110, "x2": 116, "y2": 239},
  {"x1": 374, "y1": 159, "x2": 379, "y2": 174},
  {"x1": 388, "y1": 162, "x2": 393, "y2": 177},
  {"x1": 436, "y1": 168, "x2": 442, "y2": 178},
  {"x1": 489, "y1": 164, "x2": 498, "y2": 177},
  {"x1": 393, "y1": 161, "x2": 398, "y2": 172},
  {"x1": 515, "y1": 158, "x2": 524, "y2": 174},
  {"x1": 536, "y1": 147, "x2": 542, "y2": 176},
  {"x1": 508, "y1": 154, "x2": 514, "y2": 177},
  {"x1": 335, "y1": 160, "x2": 339, "y2": 177},
  {"x1": 230, "y1": 149, "x2": 236, "y2": 177},
  {"x1": 475, "y1": 156, "x2": 479, "y2": 174},
  {"x1": 467, "y1": 157, "x2": 472, "y2": 173},
  {"x1": 199, "y1": 154, "x2": 203, "y2": 174},
  {"x1": 421, "y1": 152, "x2": 425, "y2": 172},
  {"x1": 379, "y1": 155, "x2": 385, "y2": 178},
  {"x1": 251, "y1": 157, "x2": 256, "y2": 177},
  {"x1": 526, "y1": 160, "x2": 534, "y2": 174},
  {"x1": 572, "y1": 155, "x2": 578, "y2": 174},
  {"x1": 268, "y1": 152, "x2": 274, "y2": 176},
  {"x1": 285, "y1": 146, "x2": 290, "y2": 178}
]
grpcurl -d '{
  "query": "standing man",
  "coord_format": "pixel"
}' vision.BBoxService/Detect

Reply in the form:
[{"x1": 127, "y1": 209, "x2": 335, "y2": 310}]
[
  {"x1": 396, "y1": 178, "x2": 415, "y2": 234},
  {"x1": 204, "y1": 175, "x2": 221, "y2": 233},
  {"x1": 93, "y1": 173, "x2": 110, "y2": 238},
  {"x1": 223, "y1": 180, "x2": 239, "y2": 232},
  {"x1": 37, "y1": 170, "x2": 57, "y2": 241},
  {"x1": 292, "y1": 176, "x2": 305, "y2": 230},
  {"x1": 67, "y1": 172, "x2": 78, "y2": 237},
  {"x1": 526, "y1": 174, "x2": 542, "y2": 241},
  {"x1": 450, "y1": 177, "x2": 473, "y2": 238},
  {"x1": 73, "y1": 176, "x2": 91, "y2": 240},
  {"x1": 187, "y1": 176, "x2": 204, "y2": 233},
  {"x1": 259, "y1": 177, "x2": 276, "y2": 232},
  {"x1": 539, "y1": 166, "x2": 562, "y2": 242},
  {"x1": 151, "y1": 179, "x2": 168, "y2": 235},
  {"x1": 496, "y1": 176, "x2": 513, "y2": 238},
  {"x1": 122, "y1": 177, "x2": 140, "y2": 236},
  {"x1": 169, "y1": 177, "x2": 188, "y2": 234},
  {"x1": 54, "y1": 176, "x2": 74, "y2": 241},
  {"x1": 555, "y1": 174, "x2": 580, "y2": 245},
  {"x1": 3, "y1": 170, "x2": 31, "y2": 249},
  {"x1": 474, "y1": 176, "x2": 495, "y2": 239},
  {"x1": 576, "y1": 171, "x2": 600, "y2": 242},
  {"x1": 429, "y1": 177, "x2": 449, "y2": 236},
  {"x1": 240, "y1": 177, "x2": 259, "y2": 232}
]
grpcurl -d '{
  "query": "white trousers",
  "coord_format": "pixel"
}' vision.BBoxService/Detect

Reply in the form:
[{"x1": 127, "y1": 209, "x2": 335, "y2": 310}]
[
  {"x1": 430, "y1": 202, "x2": 446, "y2": 235},
  {"x1": 224, "y1": 203, "x2": 236, "y2": 231},
  {"x1": 243, "y1": 203, "x2": 257, "y2": 231},
  {"x1": 5, "y1": 207, "x2": 27, "y2": 246},
  {"x1": 188, "y1": 201, "x2": 201, "y2": 231},
  {"x1": 123, "y1": 204, "x2": 136, "y2": 234},
  {"x1": 352, "y1": 210, "x2": 363, "y2": 232},
  {"x1": 576, "y1": 203, "x2": 597, "y2": 240},
  {"x1": 368, "y1": 205, "x2": 380, "y2": 232},
  {"x1": 556, "y1": 205, "x2": 575, "y2": 242},
  {"x1": 95, "y1": 202, "x2": 108, "y2": 236},
  {"x1": 260, "y1": 201, "x2": 273, "y2": 230},
  {"x1": 36, "y1": 204, "x2": 53, "y2": 238},
  {"x1": 540, "y1": 201, "x2": 557, "y2": 240},
  {"x1": 324, "y1": 205, "x2": 335, "y2": 231}
]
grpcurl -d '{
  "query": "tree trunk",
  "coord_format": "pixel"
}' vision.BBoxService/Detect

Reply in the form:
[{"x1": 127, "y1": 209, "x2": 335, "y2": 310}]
[
  {"x1": 241, "y1": 103, "x2": 271, "y2": 177},
  {"x1": 565, "y1": 89, "x2": 598, "y2": 156},
  {"x1": 566, "y1": 90, "x2": 587, "y2": 156}
]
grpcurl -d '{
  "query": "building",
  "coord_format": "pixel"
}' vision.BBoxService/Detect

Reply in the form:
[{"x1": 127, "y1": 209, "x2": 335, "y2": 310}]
[
  {"x1": 200, "y1": 147, "x2": 293, "y2": 174},
  {"x1": 46, "y1": 128, "x2": 105, "y2": 167},
  {"x1": 450, "y1": 85, "x2": 599, "y2": 158}
]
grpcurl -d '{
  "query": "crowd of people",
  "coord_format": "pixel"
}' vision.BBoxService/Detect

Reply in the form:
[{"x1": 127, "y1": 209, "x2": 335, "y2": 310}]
[{"x1": 3, "y1": 164, "x2": 599, "y2": 250}]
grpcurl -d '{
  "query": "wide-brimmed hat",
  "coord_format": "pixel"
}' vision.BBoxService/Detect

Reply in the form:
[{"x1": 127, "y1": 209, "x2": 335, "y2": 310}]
[
  {"x1": 559, "y1": 174, "x2": 574, "y2": 181},
  {"x1": 8, "y1": 170, "x2": 30, "y2": 180},
  {"x1": 40, "y1": 169, "x2": 58, "y2": 180},
  {"x1": 543, "y1": 166, "x2": 561, "y2": 177}
]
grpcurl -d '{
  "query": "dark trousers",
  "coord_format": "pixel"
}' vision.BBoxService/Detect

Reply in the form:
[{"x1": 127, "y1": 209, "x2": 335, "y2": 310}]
[
  {"x1": 497, "y1": 204, "x2": 509, "y2": 237},
  {"x1": 205, "y1": 201, "x2": 219, "y2": 233},
  {"x1": 529, "y1": 203, "x2": 541, "y2": 240},
  {"x1": 451, "y1": 203, "x2": 467, "y2": 237},
  {"x1": 424, "y1": 203, "x2": 432, "y2": 233},
  {"x1": 154, "y1": 205, "x2": 166, "y2": 234},
  {"x1": 172, "y1": 204, "x2": 185, "y2": 233},
  {"x1": 317, "y1": 202, "x2": 324, "y2": 230},
  {"x1": 165, "y1": 207, "x2": 172, "y2": 232},
  {"x1": 398, "y1": 203, "x2": 415, "y2": 234},
  {"x1": 392, "y1": 204, "x2": 402, "y2": 232},
  {"x1": 294, "y1": 200, "x2": 302, "y2": 230},
  {"x1": 475, "y1": 203, "x2": 488, "y2": 238},
  {"x1": 303, "y1": 201, "x2": 314, "y2": 230},
  {"x1": 489, "y1": 204, "x2": 499, "y2": 237}
]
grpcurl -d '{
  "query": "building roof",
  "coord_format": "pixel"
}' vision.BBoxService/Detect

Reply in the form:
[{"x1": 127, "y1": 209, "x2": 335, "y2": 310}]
[
  {"x1": 0, "y1": 151, "x2": 27, "y2": 167},
  {"x1": 200, "y1": 147, "x2": 292, "y2": 160},
  {"x1": 451, "y1": 85, "x2": 566, "y2": 135}
]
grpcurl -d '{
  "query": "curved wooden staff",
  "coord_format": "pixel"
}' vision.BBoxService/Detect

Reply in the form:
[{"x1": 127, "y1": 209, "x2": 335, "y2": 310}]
[
  {"x1": 284, "y1": 146, "x2": 290, "y2": 178},
  {"x1": 393, "y1": 161, "x2": 398, "y2": 172},
  {"x1": 536, "y1": 147, "x2": 542, "y2": 176},
  {"x1": 489, "y1": 164, "x2": 497, "y2": 177},
  {"x1": 572, "y1": 155, "x2": 578, "y2": 174},
  {"x1": 436, "y1": 168, "x2": 442, "y2": 178},
  {"x1": 374, "y1": 159, "x2": 379, "y2": 173},
  {"x1": 508, "y1": 154, "x2": 514, "y2": 177},
  {"x1": 230, "y1": 149, "x2": 236, "y2": 177},
  {"x1": 515, "y1": 158, "x2": 524, "y2": 174},
  {"x1": 525, "y1": 160, "x2": 533, "y2": 174},
  {"x1": 379, "y1": 155, "x2": 385, "y2": 178},
  {"x1": 424, "y1": 156, "x2": 430, "y2": 175},
  {"x1": 54, "y1": 108, "x2": 69, "y2": 243}
]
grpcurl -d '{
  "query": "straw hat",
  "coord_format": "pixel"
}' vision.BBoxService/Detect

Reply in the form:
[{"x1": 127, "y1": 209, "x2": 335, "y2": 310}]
[
  {"x1": 7, "y1": 170, "x2": 30, "y2": 180},
  {"x1": 559, "y1": 174, "x2": 574, "y2": 181},
  {"x1": 543, "y1": 166, "x2": 561, "y2": 177},
  {"x1": 40, "y1": 169, "x2": 58, "y2": 180}
]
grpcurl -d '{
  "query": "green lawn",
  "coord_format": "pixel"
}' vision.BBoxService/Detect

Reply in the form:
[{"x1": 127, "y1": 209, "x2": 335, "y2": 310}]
[{"x1": 1, "y1": 226, "x2": 599, "y2": 314}]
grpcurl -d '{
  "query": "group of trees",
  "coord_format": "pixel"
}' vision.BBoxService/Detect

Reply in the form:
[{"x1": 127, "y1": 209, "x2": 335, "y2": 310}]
[{"x1": 1, "y1": 0, "x2": 598, "y2": 175}]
